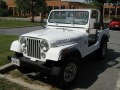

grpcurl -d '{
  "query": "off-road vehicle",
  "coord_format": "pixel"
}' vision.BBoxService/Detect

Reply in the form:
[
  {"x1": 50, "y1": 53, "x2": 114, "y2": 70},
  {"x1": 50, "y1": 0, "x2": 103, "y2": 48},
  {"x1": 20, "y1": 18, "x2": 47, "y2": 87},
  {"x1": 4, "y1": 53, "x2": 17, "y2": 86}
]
[{"x1": 9, "y1": 9, "x2": 110, "y2": 87}]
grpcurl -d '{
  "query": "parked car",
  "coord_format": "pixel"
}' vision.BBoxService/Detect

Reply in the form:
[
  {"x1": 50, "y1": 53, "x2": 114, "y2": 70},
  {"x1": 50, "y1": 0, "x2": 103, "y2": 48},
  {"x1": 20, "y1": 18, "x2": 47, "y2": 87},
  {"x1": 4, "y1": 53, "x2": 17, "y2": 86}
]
[{"x1": 109, "y1": 18, "x2": 120, "y2": 30}]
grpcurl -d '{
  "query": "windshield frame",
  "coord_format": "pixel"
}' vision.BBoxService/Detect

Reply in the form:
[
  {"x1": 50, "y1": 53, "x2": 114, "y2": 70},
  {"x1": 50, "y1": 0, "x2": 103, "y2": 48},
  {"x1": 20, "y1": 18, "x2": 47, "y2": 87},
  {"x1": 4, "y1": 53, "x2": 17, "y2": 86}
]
[{"x1": 48, "y1": 10, "x2": 89, "y2": 26}]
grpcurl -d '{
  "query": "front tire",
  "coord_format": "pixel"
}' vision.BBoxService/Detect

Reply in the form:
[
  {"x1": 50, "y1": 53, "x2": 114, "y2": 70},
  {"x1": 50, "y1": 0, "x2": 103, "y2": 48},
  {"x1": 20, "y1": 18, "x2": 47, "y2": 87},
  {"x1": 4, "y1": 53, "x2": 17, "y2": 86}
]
[{"x1": 57, "y1": 56, "x2": 80, "y2": 88}]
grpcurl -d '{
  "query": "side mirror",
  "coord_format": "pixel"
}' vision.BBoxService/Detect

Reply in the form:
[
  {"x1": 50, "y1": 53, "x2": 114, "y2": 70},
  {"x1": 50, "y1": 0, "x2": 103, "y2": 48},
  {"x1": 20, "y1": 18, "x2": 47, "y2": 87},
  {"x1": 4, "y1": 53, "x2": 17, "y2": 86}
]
[{"x1": 94, "y1": 22, "x2": 101, "y2": 29}]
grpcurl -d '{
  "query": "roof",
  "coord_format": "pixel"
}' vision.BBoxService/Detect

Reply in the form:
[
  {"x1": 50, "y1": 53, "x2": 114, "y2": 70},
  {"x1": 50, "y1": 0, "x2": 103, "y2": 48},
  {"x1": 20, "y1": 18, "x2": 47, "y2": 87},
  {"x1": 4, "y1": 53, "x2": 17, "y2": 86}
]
[
  {"x1": 51, "y1": 9, "x2": 98, "y2": 12},
  {"x1": 61, "y1": 0, "x2": 85, "y2": 3}
]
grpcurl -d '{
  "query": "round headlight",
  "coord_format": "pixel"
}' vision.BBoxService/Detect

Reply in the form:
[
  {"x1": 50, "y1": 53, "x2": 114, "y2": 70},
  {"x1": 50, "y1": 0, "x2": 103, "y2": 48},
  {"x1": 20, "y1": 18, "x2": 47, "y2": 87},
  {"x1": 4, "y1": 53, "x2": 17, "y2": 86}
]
[
  {"x1": 41, "y1": 40, "x2": 49, "y2": 52},
  {"x1": 20, "y1": 37, "x2": 26, "y2": 47}
]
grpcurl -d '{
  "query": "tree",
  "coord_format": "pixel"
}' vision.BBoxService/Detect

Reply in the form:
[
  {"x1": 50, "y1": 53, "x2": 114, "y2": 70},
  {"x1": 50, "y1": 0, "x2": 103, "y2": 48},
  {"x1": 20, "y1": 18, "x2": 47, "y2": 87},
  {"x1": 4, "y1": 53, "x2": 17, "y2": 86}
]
[
  {"x1": 92, "y1": 0, "x2": 106, "y2": 26},
  {"x1": 30, "y1": 0, "x2": 47, "y2": 22},
  {"x1": 15, "y1": 0, "x2": 47, "y2": 22},
  {"x1": 92, "y1": 0, "x2": 120, "y2": 21},
  {"x1": 16, "y1": 0, "x2": 30, "y2": 16},
  {"x1": 107, "y1": 0, "x2": 120, "y2": 18},
  {"x1": 34, "y1": 0, "x2": 48, "y2": 22},
  {"x1": 0, "y1": 0, "x2": 8, "y2": 16}
]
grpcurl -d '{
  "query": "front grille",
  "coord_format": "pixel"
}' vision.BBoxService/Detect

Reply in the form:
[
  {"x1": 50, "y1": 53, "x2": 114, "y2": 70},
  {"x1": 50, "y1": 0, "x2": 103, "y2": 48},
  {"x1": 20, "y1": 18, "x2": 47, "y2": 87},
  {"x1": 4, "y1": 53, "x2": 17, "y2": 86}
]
[{"x1": 27, "y1": 38, "x2": 41, "y2": 59}]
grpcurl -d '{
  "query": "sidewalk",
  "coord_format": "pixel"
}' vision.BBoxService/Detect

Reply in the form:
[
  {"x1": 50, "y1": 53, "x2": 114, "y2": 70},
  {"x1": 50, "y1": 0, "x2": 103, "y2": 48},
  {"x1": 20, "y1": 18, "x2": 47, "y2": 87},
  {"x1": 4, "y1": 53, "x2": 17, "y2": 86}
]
[
  {"x1": 114, "y1": 72, "x2": 120, "y2": 90},
  {"x1": 0, "y1": 16, "x2": 47, "y2": 22},
  {"x1": 0, "y1": 17, "x2": 30, "y2": 21}
]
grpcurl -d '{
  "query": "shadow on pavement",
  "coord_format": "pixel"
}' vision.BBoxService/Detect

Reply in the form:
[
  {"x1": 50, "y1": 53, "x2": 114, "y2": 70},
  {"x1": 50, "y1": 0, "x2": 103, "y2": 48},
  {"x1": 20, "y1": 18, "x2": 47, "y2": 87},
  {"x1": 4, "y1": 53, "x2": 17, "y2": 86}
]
[
  {"x1": 110, "y1": 28, "x2": 120, "y2": 31},
  {"x1": 68, "y1": 48, "x2": 120, "y2": 90},
  {"x1": 21, "y1": 48, "x2": 120, "y2": 90}
]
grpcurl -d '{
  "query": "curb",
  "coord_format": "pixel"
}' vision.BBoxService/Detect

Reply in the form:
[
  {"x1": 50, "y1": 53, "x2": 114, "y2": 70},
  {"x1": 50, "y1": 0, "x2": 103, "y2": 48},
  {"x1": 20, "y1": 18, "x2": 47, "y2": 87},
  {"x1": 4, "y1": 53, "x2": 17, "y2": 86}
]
[
  {"x1": 0, "y1": 63, "x2": 14, "y2": 73},
  {"x1": 0, "y1": 74, "x2": 52, "y2": 90},
  {"x1": 0, "y1": 63, "x2": 57, "y2": 90},
  {"x1": 114, "y1": 72, "x2": 120, "y2": 90}
]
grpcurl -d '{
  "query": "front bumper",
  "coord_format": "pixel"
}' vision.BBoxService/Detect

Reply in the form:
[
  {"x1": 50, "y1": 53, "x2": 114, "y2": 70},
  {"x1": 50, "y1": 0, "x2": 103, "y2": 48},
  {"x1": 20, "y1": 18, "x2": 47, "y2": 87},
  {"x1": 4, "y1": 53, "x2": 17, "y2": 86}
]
[
  {"x1": 8, "y1": 56, "x2": 60, "y2": 76},
  {"x1": 109, "y1": 25, "x2": 120, "y2": 29}
]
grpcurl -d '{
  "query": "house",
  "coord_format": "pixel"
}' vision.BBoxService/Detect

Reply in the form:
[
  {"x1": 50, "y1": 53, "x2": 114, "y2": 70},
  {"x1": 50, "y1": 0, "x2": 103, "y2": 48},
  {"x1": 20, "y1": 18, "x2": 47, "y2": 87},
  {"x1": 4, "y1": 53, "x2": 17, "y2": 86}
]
[
  {"x1": 6, "y1": 0, "x2": 120, "y2": 18},
  {"x1": 6, "y1": 0, "x2": 16, "y2": 16},
  {"x1": 6, "y1": 0, "x2": 91, "y2": 16},
  {"x1": 46, "y1": 0, "x2": 90, "y2": 12},
  {"x1": 103, "y1": 3, "x2": 120, "y2": 18}
]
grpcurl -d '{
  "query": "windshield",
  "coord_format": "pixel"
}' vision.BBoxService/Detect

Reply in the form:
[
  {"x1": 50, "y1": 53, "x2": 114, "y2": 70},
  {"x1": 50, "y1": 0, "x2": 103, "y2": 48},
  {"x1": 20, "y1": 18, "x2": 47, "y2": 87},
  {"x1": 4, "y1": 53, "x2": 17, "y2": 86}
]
[{"x1": 48, "y1": 11, "x2": 89, "y2": 25}]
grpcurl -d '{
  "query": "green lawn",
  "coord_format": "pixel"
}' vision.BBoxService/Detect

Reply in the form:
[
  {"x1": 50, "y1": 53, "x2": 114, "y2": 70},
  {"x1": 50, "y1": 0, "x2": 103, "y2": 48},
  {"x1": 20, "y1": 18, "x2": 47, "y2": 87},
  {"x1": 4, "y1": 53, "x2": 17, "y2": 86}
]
[
  {"x1": 0, "y1": 35, "x2": 30, "y2": 90},
  {"x1": 0, "y1": 19, "x2": 41, "y2": 28},
  {"x1": 0, "y1": 35, "x2": 18, "y2": 66},
  {"x1": 0, "y1": 78, "x2": 29, "y2": 90}
]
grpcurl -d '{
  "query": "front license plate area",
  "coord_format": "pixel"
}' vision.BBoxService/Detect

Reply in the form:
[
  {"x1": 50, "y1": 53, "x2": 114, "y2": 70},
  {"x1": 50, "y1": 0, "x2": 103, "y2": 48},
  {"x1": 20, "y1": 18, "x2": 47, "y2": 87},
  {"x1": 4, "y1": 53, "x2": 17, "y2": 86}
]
[{"x1": 11, "y1": 58, "x2": 20, "y2": 66}]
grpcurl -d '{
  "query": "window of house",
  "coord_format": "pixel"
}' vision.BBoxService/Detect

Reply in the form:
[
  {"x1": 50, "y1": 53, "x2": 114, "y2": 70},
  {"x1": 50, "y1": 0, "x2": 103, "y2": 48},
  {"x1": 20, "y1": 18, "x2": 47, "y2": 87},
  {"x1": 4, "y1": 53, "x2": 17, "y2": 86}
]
[
  {"x1": 54, "y1": 6, "x2": 59, "y2": 9},
  {"x1": 104, "y1": 8, "x2": 109, "y2": 15},
  {"x1": 70, "y1": 5, "x2": 75, "y2": 9},
  {"x1": 111, "y1": 8, "x2": 115, "y2": 15},
  {"x1": 117, "y1": 8, "x2": 120, "y2": 15},
  {"x1": 61, "y1": 5, "x2": 65, "y2": 9}
]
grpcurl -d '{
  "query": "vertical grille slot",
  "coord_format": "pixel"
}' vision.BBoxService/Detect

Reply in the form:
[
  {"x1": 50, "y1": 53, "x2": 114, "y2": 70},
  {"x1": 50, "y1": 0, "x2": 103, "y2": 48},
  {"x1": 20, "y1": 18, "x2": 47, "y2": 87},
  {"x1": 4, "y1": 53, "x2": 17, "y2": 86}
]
[{"x1": 27, "y1": 38, "x2": 41, "y2": 59}]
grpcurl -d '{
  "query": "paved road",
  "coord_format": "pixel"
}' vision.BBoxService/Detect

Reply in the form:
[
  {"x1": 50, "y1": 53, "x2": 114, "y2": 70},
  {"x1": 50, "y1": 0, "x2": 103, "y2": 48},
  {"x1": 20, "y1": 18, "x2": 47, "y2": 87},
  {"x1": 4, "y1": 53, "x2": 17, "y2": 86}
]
[
  {"x1": 68, "y1": 30, "x2": 120, "y2": 90},
  {"x1": 0, "y1": 27, "x2": 120, "y2": 90},
  {"x1": 41, "y1": 29, "x2": 120, "y2": 90},
  {"x1": 0, "y1": 26, "x2": 43, "y2": 35}
]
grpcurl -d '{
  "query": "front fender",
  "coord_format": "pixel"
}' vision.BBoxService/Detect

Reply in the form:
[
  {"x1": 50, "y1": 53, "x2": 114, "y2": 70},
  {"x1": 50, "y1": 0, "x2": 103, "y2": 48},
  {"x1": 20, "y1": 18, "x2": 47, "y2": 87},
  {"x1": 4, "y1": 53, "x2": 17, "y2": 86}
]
[
  {"x1": 10, "y1": 40, "x2": 23, "y2": 53},
  {"x1": 46, "y1": 43, "x2": 81, "y2": 61}
]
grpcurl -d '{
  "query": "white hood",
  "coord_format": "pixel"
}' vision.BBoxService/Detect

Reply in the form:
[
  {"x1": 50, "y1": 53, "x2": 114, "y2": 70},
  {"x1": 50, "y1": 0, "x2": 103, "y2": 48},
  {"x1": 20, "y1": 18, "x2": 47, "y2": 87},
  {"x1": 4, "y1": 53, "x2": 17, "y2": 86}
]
[{"x1": 21, "y1": 28, "x2": 84, "y2": 46}]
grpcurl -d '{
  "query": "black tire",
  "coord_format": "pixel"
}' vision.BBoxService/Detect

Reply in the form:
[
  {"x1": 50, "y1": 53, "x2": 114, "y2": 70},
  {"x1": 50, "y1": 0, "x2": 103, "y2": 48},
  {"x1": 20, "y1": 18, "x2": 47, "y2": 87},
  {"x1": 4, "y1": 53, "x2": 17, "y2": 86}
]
[
  {"x1": 57, "y1": 56, "x2": 80, "y2": 88},
  {"x1": 95, "y1": 39, "x2": 107, "y2": 60},
  {"x1": 109, "y1": 27, "x2": 112, "y2": 30}
]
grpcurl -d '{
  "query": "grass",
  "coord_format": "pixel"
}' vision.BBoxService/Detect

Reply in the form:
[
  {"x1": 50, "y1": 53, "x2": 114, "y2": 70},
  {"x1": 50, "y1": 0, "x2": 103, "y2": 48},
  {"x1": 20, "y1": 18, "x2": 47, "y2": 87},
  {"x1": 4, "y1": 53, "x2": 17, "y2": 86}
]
[
  {"x1": 0, "y1": 35, "x2": 18, "y2": 66},
  {"x1": 0, "y1": 78, "x2": 29, "y2": 90},
  {"x1": 10, "y1": 69, "x2": 23, "y2": 78},
  {"x1": 0, "y1": 35, "x2": 58, "y2": 90},
  {"x1": 0, "y1": 35, "x2": 30, "y2": 90},
  {"x1": 0, "y1": 19, "x2": 41, "y2": 28},
  {"x1": 10, "y1": 69, "x2": 35, "y2": 84}
]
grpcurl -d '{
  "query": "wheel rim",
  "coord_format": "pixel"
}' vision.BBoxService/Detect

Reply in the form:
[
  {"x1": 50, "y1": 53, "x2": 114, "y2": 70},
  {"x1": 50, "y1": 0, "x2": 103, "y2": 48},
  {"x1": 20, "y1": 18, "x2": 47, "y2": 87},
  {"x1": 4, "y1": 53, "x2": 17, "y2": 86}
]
[
  {"x1": 64, "y1": 63, "x2": 77, "y2": 82},
  {"x1": 102, "y1": 43, "x2": 107, "y2": 56}
]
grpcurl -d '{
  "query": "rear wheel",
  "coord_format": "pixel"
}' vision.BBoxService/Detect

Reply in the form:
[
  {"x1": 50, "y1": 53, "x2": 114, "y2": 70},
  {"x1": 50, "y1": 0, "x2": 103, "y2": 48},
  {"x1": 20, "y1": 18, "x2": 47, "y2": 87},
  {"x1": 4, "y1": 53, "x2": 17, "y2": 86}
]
[
  {"x1": 95, "y1": 40, "x2": 107, "y2": 60},
  {"x1": 109, "y1": 27, "x2": 112, "y2": 30},
  {"x1": 57, "y1": 56, "x2": 80, "y2": 88}
]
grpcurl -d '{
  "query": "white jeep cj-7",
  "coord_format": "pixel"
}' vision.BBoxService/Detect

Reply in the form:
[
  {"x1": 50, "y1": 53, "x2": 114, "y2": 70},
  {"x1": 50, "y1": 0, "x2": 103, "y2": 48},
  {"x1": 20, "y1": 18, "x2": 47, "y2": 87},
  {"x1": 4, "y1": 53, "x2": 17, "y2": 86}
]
[{"x1": 9, "y1": 9, "x2": 110, "y2": 87}]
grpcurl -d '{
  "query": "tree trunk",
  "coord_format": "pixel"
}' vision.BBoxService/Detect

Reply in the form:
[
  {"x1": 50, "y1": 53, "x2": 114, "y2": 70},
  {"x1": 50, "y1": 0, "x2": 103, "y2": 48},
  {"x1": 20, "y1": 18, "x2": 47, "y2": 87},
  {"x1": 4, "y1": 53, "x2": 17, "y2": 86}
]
[
  {"x1": 100, "y1": 5, "x2": 104, "y2": 27},
  {"x1": 31, "y1": 0, "x2": 34, "y2": 22},
  {"x1": 40, "y1": 13, "x2": 43, "y2": 25}
]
